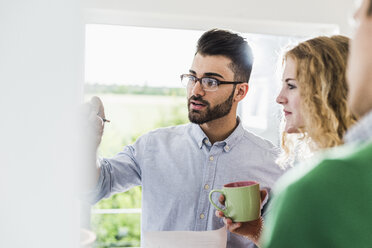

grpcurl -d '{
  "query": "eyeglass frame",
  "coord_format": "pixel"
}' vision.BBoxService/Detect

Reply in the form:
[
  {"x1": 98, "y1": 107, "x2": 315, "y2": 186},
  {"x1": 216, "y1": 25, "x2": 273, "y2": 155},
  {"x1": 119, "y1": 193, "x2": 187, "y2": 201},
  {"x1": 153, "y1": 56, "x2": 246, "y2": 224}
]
[{"x1": 180, "y1": 74, "x2": 244, "y2": 92}]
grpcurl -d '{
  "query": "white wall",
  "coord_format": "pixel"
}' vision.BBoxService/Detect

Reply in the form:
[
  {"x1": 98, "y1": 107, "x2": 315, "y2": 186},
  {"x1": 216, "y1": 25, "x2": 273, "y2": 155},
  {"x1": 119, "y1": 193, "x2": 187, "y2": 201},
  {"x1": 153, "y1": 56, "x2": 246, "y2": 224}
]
[
  {"x1": 83, "y1": 0, "x2": 355, "y2": 36},
  {"x1": 0, "y1": 1, "x2": 83, "y2": 247}
]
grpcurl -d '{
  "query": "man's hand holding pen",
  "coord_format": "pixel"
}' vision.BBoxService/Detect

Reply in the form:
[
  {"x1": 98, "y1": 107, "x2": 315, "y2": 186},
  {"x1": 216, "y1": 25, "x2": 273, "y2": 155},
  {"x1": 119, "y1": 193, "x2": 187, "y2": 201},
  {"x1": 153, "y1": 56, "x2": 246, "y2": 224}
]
[{"x1": 82, "y1": 96, "x2": 110, "y2": 150}]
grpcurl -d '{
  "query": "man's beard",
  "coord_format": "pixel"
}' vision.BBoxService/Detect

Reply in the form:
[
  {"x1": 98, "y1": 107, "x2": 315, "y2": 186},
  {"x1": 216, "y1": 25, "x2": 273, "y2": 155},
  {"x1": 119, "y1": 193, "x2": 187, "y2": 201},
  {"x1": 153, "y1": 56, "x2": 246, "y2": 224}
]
[{"x1": 188, "y1": 87, "x2": 235, "y2": 124}]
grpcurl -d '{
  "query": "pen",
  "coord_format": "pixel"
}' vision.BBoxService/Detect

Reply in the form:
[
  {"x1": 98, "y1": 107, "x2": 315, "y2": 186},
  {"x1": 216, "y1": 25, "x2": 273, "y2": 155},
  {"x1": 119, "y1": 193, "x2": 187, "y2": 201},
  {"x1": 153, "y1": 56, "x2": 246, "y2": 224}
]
[{"x1": 97, "y1": 115, "x2": 110, "y2": 123}]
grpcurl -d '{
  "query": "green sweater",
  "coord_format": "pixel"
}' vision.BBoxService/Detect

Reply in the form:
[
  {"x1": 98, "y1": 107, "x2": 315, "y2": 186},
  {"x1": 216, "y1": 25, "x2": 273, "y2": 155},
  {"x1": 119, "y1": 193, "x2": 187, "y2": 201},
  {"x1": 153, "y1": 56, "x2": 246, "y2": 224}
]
[{"x1": 262, "y1": 141, "x2": 372, "y2": 248}]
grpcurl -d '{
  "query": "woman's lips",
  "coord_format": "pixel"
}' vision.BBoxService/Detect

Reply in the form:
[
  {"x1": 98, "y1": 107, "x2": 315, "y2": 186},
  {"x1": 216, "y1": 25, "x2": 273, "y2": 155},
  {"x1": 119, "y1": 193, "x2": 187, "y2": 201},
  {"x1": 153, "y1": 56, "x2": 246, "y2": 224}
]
[{"x1": 284, "y1": 110, "x2": 292, "y2": 116}]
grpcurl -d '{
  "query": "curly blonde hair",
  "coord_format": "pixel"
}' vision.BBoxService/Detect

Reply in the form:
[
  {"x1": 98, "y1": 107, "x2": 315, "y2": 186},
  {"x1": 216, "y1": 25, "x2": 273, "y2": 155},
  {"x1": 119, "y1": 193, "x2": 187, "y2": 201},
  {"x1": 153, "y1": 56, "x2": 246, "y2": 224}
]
[{"x1": 278, "y1": 35, "x2": 357, "y2": 168}]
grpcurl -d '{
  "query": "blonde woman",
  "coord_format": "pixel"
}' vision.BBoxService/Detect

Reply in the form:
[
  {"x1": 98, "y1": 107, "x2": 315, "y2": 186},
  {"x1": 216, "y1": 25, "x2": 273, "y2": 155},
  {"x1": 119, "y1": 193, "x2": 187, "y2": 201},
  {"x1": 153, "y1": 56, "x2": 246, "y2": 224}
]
[
  {"x1": 276, "y1": 35, "x2": 357, "y2": 168},
  {"x1": 216, "y1": 35, "x2": 357, "y2": 245}
]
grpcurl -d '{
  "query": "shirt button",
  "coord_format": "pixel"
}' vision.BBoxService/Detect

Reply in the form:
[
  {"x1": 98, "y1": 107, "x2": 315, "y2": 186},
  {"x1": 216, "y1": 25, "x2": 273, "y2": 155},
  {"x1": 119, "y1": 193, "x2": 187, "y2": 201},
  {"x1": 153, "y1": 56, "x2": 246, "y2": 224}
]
[
  {"x1": 204, "y1": 184, "x2": 210, "y2": 190},
  {"x1": 200, "y1": 213, "x2": 205, "y2": 219},
  {"x1": 209, "y1": 156, "x2": 214, "y2": 161},
  {"x1": 225, "y1": 145, "x2": 230, "y2": 150}
]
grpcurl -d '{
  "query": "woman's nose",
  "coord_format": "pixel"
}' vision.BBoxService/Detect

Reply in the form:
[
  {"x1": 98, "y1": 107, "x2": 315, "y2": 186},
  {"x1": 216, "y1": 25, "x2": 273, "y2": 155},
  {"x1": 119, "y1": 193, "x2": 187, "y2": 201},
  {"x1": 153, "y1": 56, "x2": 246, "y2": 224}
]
[{"x1": 276, "y1": 91, "x2": 287, "y2": 105}]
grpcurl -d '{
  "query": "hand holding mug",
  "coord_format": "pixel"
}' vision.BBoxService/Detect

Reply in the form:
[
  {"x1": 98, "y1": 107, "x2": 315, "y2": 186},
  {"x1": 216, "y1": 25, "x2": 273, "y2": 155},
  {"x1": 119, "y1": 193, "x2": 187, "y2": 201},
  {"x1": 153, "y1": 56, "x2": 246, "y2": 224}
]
[
  {"x1": 215, "y1": 189, "x2": 268, "y2": 245},
  {"x1": 209, "y1": 181, "x2": 267, "y2": 245}
]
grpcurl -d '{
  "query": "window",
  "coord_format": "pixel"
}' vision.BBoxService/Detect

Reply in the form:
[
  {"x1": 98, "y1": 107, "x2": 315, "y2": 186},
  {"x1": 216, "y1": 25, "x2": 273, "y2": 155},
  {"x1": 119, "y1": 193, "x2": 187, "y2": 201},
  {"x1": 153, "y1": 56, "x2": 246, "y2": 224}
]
[
  {"x1": 84, "y1": 24, "x2": 305, "y2": 247},
  {"x1": 239, "y1": 34, "x2": 304, "y2": 146}
]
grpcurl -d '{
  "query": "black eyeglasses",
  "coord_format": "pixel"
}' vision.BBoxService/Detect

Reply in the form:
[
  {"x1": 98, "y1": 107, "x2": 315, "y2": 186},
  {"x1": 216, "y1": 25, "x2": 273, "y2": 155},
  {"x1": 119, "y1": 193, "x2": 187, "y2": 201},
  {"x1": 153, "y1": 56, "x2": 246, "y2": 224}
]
[{"x1": 180, "y1": 74, "x2": 243, "y2": 92}]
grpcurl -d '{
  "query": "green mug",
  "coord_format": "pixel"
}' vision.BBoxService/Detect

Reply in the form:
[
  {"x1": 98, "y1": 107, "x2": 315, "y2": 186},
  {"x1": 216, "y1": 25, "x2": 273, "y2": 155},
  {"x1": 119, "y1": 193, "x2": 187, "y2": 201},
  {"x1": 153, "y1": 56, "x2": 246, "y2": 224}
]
[{"x1": 209, "y1": 181, "x2": 261, "y2": 222}]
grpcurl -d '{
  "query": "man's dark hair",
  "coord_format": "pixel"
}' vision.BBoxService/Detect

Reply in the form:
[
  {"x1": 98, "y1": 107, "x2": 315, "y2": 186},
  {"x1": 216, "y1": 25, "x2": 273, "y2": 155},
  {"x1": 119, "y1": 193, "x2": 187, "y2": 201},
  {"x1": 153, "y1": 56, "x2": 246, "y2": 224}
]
[
  {"x1": 368, "y1": 0, "x2": 372, "y2": 16},
  {"x1": 196, "y1": 29, "x2": 253, "y2": 83}
]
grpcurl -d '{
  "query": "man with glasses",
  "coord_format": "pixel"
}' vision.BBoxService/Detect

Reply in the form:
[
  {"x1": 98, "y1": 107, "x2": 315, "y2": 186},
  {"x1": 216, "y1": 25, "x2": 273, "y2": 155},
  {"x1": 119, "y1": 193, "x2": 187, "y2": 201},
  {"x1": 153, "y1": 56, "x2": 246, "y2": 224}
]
[
  {"x1": 261, "y1": 0, "x2": 372, "y2": 246},
  {"x1": 86, "y1": 29, "x2": 284, "y2": 248}
]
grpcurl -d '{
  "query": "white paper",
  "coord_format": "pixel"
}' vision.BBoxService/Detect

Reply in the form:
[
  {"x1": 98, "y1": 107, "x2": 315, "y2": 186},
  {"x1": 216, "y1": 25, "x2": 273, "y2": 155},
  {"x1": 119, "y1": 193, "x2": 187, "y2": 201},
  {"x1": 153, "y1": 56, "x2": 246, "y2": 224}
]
[{"x1": 144, "y1": 227, "x2": 227, "y2": 248}]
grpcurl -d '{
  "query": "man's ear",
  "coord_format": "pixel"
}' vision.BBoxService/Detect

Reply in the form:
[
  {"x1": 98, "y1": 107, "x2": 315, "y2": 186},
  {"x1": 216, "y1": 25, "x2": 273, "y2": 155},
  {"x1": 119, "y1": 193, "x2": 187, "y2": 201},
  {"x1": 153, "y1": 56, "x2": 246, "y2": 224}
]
[{"x1": 234, "y1": 82, "x2": 249, "y2": 102}]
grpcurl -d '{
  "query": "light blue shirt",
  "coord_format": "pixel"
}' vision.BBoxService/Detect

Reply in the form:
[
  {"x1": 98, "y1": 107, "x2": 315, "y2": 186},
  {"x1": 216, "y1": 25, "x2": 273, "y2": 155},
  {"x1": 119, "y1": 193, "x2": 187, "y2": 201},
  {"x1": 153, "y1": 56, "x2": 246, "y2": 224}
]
[{"x1": 90, "y1": 118, "x2": 285, "y2": 248}]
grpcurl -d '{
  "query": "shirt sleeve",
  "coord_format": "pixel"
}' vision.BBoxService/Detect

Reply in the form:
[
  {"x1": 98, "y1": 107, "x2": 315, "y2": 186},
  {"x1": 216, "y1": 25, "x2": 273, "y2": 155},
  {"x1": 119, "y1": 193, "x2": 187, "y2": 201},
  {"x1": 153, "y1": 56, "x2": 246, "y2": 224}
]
[{"x1": 87, "y1": 133, "x2": 148, "y2": 205}]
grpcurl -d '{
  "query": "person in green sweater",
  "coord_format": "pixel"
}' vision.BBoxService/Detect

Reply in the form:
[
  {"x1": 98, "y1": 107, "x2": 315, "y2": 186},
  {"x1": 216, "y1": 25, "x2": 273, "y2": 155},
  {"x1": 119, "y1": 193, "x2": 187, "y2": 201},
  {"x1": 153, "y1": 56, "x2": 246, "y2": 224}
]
[
  {"x1": 216, "y1": 35, "x2": 358, "y2": 246},
  {"x1": 261, "y1": 0, "x2": 372, "y2": 247}
]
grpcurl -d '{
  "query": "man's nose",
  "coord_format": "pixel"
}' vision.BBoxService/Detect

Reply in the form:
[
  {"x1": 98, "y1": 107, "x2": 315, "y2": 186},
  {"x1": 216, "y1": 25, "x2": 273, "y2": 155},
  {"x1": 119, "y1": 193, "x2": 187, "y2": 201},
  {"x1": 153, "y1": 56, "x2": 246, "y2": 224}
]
[{"x1": 191, "y1": 80, "x2": 205, "y2": 96}]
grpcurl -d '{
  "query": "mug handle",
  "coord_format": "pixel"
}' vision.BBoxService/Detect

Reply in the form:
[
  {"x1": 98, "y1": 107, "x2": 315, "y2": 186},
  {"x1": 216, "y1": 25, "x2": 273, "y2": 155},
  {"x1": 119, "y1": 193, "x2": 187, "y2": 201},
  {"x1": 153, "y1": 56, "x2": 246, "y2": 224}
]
[{"x1": 209, "y1": 189, "x2": 226, "y2": 214}]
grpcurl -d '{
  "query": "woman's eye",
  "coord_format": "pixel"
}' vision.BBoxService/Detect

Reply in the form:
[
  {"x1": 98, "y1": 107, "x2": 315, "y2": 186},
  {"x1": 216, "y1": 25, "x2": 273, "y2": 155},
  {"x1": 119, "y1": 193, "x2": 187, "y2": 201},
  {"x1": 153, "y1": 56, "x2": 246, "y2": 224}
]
[{"x1": 288, "y1": 83, "x2": 297, "y2": 90}]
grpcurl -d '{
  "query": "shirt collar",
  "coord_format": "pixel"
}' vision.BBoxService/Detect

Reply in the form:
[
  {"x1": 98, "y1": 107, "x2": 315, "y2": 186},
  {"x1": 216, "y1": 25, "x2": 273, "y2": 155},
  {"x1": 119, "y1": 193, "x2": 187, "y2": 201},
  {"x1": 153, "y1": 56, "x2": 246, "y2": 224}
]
[
  {"x1": 344, "y1": 109, "x2": 372, "y2": 144},
  {"x1": 190, "y1": 116, "x2": 244, "y2": 151},
  {"x1": 190, "y1": 123, "x2": 208, "y2": 149}
]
